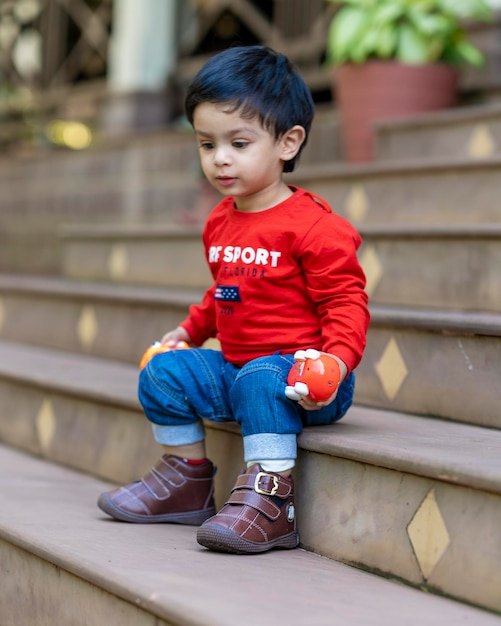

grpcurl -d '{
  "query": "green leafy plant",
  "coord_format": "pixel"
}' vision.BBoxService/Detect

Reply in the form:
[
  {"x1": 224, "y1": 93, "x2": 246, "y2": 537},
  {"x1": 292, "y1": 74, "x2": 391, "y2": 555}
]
[{"x1": 325, "y1": 0, "x2": 494, "y2": 66}]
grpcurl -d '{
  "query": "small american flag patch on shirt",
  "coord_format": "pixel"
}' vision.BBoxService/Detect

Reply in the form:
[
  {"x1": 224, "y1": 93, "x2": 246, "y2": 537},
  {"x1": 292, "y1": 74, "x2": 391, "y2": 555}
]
[{"x1": 214, "y1": 285, "x2": 241, "y2": 302}]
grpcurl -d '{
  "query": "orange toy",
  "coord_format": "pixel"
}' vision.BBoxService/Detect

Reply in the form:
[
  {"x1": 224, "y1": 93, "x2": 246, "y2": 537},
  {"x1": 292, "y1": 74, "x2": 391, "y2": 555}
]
[
  {"x1": 285, "y1": 349, "x2": 341, "y2": 402},
  {"x1": 139, "y1": 341, "x2": 190, "y2": 369}
]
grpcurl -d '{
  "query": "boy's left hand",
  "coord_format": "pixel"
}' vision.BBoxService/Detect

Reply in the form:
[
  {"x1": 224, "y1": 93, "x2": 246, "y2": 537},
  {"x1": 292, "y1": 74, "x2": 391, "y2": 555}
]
[{"x1": 285, "y1": 350, "x2": 348, "y2": 411}]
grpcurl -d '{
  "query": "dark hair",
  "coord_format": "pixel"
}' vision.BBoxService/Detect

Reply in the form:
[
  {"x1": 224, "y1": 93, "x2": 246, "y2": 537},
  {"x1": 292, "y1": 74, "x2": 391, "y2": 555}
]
[{"x1": 185, "y1": 46, "x2": 315, "y2": 173}]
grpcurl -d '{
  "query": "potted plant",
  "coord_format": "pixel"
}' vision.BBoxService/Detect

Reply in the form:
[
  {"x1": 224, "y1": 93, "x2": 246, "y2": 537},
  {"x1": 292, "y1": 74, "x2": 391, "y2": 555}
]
[{"x1": 325, "y1": 0, "x2": 494, "y2": 162}]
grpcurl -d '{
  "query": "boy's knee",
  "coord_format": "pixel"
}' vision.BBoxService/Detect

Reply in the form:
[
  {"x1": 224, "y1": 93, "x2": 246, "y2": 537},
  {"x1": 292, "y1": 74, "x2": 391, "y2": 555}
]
[{"x1": 138, "y1": 355, "x2": 191, "y2": 425}]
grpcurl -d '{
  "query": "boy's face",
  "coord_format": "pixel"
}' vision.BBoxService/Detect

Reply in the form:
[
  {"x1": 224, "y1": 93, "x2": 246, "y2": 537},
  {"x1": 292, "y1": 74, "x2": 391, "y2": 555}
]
[{"x1": 192, "y1": 103, "x2": 296, "y2": 212}]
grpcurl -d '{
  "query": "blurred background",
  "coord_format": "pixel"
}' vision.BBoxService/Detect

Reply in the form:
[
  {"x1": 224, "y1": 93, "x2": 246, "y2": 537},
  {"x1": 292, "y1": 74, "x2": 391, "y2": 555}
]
[{"x1": 1, "y1": 0, "x2": 501, "y2": 274}]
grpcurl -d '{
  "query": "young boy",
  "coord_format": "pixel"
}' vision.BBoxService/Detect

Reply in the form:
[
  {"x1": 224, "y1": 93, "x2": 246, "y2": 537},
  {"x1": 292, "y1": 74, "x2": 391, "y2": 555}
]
[{"x1": 98, "y1": 45, "x2": 370, "y2": 554}]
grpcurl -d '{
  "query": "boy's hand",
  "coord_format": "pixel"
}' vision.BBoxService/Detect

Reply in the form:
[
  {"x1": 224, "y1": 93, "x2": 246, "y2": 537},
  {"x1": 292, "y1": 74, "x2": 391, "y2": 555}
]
[
  {"x1": 160, "y1": 327, "x2": 192, "y2": 347},
  {"x1": 285, "y1": 349, "x2": 347, "y2": 410},
  {"x1": 139, "y1": 327, "x2": 192, "y2": 369}
]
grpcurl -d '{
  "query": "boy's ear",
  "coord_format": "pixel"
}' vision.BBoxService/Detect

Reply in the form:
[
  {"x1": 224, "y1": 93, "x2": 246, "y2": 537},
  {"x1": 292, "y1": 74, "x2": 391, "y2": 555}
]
[{"x1": 280, "y1": 125, "x2": 306, "y2": 163}]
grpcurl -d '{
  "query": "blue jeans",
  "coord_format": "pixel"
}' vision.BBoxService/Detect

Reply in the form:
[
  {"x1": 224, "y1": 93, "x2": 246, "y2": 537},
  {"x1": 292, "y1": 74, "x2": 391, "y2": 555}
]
[{"x1": 138, "y1": 349, "x2": 355, "y2": 464}]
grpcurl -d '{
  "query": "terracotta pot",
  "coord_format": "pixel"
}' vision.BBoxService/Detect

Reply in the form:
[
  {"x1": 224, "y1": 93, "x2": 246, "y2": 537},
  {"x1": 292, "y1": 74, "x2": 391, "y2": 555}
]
[{"x1": 333, "y1": 61, "x2": 458, "y2": 162}]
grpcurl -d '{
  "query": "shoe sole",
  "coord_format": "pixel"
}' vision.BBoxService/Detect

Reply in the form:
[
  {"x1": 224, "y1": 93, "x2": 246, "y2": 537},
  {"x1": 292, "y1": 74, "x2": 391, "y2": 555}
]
[
  {"x1": 97, "y1": 493, "x2": 215, "y2": 525},
  {"x1": 196, "y1": 523, "x2": 299, "y2": 554}
]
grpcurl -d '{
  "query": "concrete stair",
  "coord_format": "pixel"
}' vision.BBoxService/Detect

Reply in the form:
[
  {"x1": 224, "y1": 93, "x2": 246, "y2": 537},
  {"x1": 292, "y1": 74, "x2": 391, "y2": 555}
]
[
  {"x1": 0, "y1": 274, "x2": 200, "y2": 364},
  {"x1": 58, "y1": 222, "x2": 501, "y2": 312},
  {"x1": 0, "y1": 107, "x2": 340, "y2": 275},
  {"x1": 1, "y1": 277, "x2": 500, "y2": 429},
  {"x1": 289, "y1": 157, "x2": 501, "y2": 226},
  {"x1": 2, "y1": 98, "x2": 501, "y2": 622},
  {"x1": 375, "y1": 102, "x2": 501, "y2": 161},
  {"x1": 1, "y1": 340, "x2": 501, "y2": 617},
  {"x1": 60, "y1": 223, "x2": 212, "y2": 289},
  {"x1": 4, "y1": 446, "x2": 499, "y2": 626}
]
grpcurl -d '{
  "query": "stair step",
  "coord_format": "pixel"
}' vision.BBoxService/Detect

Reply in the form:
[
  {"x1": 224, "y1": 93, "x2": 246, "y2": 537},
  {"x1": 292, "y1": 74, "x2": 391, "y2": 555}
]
[
  {"x1": 0, "y1": 274, "x2": 203, "y2": 364},
  {"x1": 358, "y1": 306, "x2": 501, "y2": 429},
  {"x1": 288, "y1": 157, "x2": 501, "y2": 225},
  {"x1": 360, "y1": 223, "x2": 501, "y2": 311},
  {"x1": 376, "y1": 102, "x2": 501, "y2": 161},
  {"x1": 60, "y1": 223, "x2": 211, "y2": 289},
  {"x1": 3, "y1": 446, "x2": 498, "y2": 626},
  {"x1": 1, "y1": 340, "x2": 501, "y2": 612},
  {"x1": 59, "y1": 222, "x2": 501, "y2": 312},
  {"x1": 1, "y1": 275, "x2": 499, "y2": 428}
]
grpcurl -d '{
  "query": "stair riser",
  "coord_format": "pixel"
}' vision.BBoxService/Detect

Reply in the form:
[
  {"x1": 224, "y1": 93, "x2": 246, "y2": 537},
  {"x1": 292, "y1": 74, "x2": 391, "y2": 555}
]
[
  {"x1": 356, "y1": 326, "x2": 501, "y2": 429},
  {"x1": 377, "y1": 118, "x2": 501, "y2": 161},
  {"x1": 361, "y1": 235, "x2": 501, "y2": 311},
  {"x1": 1, "y1": 174, "x2": 202, "y2": 226},
  {"x1": 0, "y1": 134, "x2": 199, "y2": 184},
  {"x1": 297, "y1": 450, "x2": 501, "y2": 613},
  {"x1": 0, "y1": 541, "x2": 173, "y2": 626},
  {"x1": 0, "y1": 235, "x2": 63, "y2": 276},
  {"x1": 290, "y1": 165, "x2": 501, "y2": 225},
  {"x1": 0, "y1": 378, "x2": 243, "y2": 510},
  {"x1": 0, "y1": 292, "x2": 190, "y2": 365},
  {"x1": 61, "y1": 236, "x2": 211, "y2": 289}
]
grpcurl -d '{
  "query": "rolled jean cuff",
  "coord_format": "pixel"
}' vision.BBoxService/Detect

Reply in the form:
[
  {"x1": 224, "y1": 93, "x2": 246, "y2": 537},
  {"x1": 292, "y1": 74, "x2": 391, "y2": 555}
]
[
  {"x1": 152, "y1": 421, "x2": 205, "y2": 446},
  {"x1": 243, "y1": 433, "x2": 297, "y2": 464}
]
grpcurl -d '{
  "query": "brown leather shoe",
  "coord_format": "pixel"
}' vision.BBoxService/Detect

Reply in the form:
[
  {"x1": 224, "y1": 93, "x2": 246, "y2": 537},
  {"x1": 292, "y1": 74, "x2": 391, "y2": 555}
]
[
  {"x1": 196, "y1": 464, "x2": 299, "y2": 554},
  {"x1": 97, "y1": 455, "x2": 216, "y2": 525}
]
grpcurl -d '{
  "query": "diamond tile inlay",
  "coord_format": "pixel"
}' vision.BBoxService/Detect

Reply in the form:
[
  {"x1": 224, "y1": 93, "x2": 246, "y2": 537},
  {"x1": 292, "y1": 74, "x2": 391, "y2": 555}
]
[
  {"x1": 407, "y1": 489, "x2": 450, "y2": 580},
  {"x1": 36, "y1": 398, "x2": 56, "y2": 453},
  {"x1": 108, "y1": 243, "x2": 129, "y2": 279},
  {"x1": 345, "y1": 184, "x2": 369, "y2": 223},
  {"x1": 374, "y1": 337, "x2": 408, "y2": 401},
  {"x1": 359, "y1": 245, "x2": 383, "y2": 297},
  {"x1": 468, "y1": 124, "x2": 496, "y2": 159},
  {"x1": 77, "y1": 305, "x2": 98, "y2": 350}
]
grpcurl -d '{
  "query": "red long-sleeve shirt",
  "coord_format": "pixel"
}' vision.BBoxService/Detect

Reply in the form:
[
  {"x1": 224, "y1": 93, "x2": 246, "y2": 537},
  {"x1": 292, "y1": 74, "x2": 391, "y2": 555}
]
[{"x1": 181, "y1": 187, "x2": 369, "y2": 372}]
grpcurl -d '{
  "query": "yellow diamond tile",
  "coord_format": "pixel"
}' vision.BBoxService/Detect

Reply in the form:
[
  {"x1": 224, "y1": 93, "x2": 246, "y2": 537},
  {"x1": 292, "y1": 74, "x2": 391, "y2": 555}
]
[
  {"x1": 77, "y1": 305, "x2": 98, "y2": 350},
  {"x1": 344, "y1": 184, "x2": 369, "y2": 223},
  {"x1": 108, "y1": 243, "x2": 129, "y2": 280},
  {"x1": 407, "y1": 489, "x2": 450, "y2": 580},
  {"x1": 0, "y1": 298, "x2": 4, "y2": 333},
  {"x1": 468, "y1": 124, "x2": 496, "y2": 159},
  {"x1": 359, "y1": 244, "x2": 383, "y2": 297},
  {"x1": 374, "y1": 337, "x2": 408, "y2": 401},
  {"x1": 36, "y1": 398, "x2": 56, "y2": 453}
]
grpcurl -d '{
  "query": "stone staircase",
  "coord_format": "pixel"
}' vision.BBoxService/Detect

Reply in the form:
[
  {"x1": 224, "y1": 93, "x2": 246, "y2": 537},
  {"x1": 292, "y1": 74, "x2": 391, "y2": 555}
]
[{"x1": 1, "y1": 99, "x2": 501, "y2": 625}]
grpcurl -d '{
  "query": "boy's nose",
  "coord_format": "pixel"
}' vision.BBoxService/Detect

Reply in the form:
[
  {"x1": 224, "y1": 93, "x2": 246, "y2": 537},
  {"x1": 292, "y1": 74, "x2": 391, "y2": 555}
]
[{"x1": 213, "y1": 146, "x2": 231, "y2": 166}]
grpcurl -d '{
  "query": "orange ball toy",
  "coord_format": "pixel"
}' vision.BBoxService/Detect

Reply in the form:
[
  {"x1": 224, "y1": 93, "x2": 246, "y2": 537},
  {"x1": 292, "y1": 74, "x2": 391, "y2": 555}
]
[
  {"x1": 139, "y1": 341, "x2": 190, "y2": 369},
  {"x1": 286, "y1": 350, "x2": 341, "y2": 402}
]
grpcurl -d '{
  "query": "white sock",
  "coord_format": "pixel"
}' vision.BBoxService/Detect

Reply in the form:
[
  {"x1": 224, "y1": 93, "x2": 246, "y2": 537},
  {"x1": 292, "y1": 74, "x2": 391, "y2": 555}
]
[{"x1": 247, "y1": 459, "x2": 295, "y2": 473}]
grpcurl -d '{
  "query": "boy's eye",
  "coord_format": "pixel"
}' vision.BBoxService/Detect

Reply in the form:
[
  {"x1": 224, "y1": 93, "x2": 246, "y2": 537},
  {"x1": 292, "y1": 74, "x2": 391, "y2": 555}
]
[
  {"x1": 232, "y1": 141, "x2": 249, "y2": 149},
  {"x1": 200, "y1": 142, "x2": 214, "y2": 150}
]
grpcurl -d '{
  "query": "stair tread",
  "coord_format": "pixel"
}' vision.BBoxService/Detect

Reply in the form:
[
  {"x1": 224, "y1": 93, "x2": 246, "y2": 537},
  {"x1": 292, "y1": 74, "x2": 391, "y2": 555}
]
[
  {"x1": 291, "y1": 153, "x2": 501, "y2": 180},
  {"x1": 1, "y1": 444, "x2": 498, "y2": 626},
  {"x1": 60, "y1": 221, "x2": 204, "y2": 238},
  {"x1": 359, "y1": 222, "x2": 501, "y2": 237},
  {"x1": 374, "y1": 101, "x2": 501, "y2": 131},
  {"x1": 300, "y1": 405, "x2": 501, "y2": 495},
  {"x1": 0, "y1": 339, "x2": 139, "y2": 409},
  {"x1": 370, "y1": 305, "x2": 501, "y2": 336},
  {"x1": 62, "y1": 221, "x2": 501, "y2": 238},
  {"x1": 1, "y1": 339, "x2": 500, "y2": 495},
  {"x1": 0, "y1": 273, "x2": 203, "y2": 305}
]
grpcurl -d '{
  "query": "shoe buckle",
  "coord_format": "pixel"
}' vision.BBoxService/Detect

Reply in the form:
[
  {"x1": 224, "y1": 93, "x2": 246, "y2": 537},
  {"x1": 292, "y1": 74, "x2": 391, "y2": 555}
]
[{"x1": 254, "y1": 471, "x2": 279, "y2": 496}]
